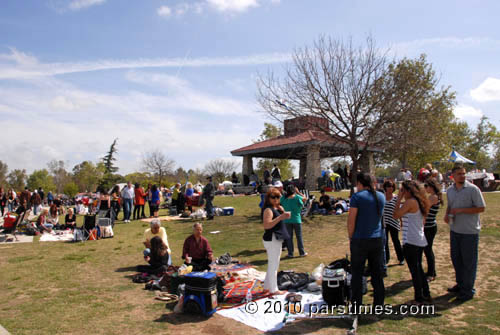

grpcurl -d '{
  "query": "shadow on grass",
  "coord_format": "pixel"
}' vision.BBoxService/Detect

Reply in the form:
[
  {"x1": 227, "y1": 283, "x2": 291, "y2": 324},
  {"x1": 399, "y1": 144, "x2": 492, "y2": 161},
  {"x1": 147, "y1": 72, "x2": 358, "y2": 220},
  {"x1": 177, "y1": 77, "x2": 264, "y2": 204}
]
[
  {"x1": 384, "y1": 279, "x2": 413, "y2": 297},
  {"x1": 154, "y1": 312, "x2": 210, "y2": 325},
  {"x1": 233, "y1": 249, "x2": 266, "y2": 257},
  {"x1": 115, "y1": 266, "x2": 138, "y2": 273},
  {"x1": 269, "y1": 315, "x2": 369, "y2": 334}
]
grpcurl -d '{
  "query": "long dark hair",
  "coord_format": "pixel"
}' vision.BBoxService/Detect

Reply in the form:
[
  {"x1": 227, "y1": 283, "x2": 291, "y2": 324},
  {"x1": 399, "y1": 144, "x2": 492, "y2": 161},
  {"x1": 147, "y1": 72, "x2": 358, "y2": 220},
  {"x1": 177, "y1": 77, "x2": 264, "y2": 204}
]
[
  {"x1": 425, "y1": 178, "x2": 443, "y2": 205},
  {"x1": 150, "y1": 236, "x2": 167, "y2": 258},
  {"x1": 356, "y1": 172, "x2": 380, "y2": 215},
  {"x1": 152, "y1": 184, "x2": 158, "y2": 193},
  {"x1": 402, "y1": 180, "x2": 430, "y2": 216}
]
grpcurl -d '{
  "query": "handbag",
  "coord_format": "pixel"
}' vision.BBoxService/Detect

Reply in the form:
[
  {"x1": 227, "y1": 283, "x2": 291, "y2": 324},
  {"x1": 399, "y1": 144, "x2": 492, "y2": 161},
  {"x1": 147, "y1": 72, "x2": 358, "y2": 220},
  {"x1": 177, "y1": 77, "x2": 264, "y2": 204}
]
[{"x1": 273, "y1": 221, "x2": 290, "y2": 241}]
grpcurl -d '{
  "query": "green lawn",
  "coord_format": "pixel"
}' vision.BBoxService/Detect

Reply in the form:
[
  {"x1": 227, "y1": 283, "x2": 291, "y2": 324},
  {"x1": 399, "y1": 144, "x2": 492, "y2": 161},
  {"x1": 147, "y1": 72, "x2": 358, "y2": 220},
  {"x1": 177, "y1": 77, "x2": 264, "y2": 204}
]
[{"x1": 0, "y1": 192, "x2": 499, "y2": 335}]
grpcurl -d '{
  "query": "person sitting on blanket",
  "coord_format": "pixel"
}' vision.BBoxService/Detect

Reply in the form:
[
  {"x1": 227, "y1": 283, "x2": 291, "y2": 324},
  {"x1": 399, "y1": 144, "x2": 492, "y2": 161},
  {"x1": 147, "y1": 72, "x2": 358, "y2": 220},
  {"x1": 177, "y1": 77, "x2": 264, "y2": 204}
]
[
  {"x1": 319, "y1": 189, "x2": 333, "y2": 213},
  {"x1": 143, "y1": 219, "x2": 171, "y2": 264},
  {"x1": 47, "y1": 204, "x2": 60, "y2": 229},
  {"x1": 138, "y1": 236, "x2": 171, "y2": 275},
  {"x1": 182, "y1": 222, "x2": 214, "y2": 271},
  {"x1": 64, "y1": 208, "x2": 77, "y2": 230},
  {"x1": 37, "y1": 209, "x2": 53, "y2": 233}
]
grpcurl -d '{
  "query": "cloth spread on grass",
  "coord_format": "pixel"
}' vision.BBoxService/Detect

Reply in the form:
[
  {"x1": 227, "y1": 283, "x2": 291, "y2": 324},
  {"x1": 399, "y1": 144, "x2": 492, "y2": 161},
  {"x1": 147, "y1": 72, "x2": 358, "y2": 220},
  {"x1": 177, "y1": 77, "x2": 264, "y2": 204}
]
[
  {"x1": 217, "y1": 292, "x2": 325, "y2": 332},
  {"x1": 210, "y1": 262, "x2": 253, "y2": 275},
  {"x1": 39, "y1": 230, "x2": 74, "y2": 242},
  {"x1": 221, "y1": 280, "x2": 272, "y2": 307},
  {"x1": 140, "y1": 216, "x2": 192, "y2": 223},
  {"x1": 0, "y1": 234, "x2": 34, "y2": 244}
]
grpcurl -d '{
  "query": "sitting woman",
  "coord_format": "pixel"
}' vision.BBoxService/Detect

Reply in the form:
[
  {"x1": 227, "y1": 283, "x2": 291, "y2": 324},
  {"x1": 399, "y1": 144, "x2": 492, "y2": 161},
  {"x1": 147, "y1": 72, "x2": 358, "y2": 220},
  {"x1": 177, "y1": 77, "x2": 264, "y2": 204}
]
[
  {"x1": 37, "y1": 209, "x2": 53, "y2": 233},
  {"x1": 47, "y1": 204, "x2": 60, "y2": 229},
  {"x1": 138, "y1": 236, "x2": 170, "y2": 275},
  {"x1": 64, "y1": 208, "x2": 77, "y2": 230}
]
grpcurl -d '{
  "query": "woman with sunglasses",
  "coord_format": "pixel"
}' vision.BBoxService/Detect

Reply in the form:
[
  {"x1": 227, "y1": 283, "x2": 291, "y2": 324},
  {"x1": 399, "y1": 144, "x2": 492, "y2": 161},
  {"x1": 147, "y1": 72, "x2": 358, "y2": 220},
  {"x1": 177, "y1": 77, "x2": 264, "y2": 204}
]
[
  {"x1": 394, "y1": 180, "x2": 431, "y2": 304},
  {"x1": 262, "y1": 188, "x2": 291, "y2": 295},
  {"x1": 424, "y1": 178, "x2": 443, "y2": 282}
]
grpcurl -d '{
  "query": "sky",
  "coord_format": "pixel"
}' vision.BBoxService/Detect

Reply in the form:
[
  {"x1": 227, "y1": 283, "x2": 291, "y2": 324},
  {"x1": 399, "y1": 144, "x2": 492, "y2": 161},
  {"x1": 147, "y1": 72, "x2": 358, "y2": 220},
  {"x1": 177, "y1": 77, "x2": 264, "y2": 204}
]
[{"x1": 1, "y1": 0, "x2": 499, "y2": 175}]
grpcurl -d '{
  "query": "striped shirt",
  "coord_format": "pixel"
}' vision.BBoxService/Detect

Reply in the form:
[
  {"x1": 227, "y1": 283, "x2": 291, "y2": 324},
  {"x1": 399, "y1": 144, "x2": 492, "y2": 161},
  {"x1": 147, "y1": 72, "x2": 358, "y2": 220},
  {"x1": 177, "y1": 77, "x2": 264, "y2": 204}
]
[
  {"x1": 425, "y1": 204, "x2": 440, "y2": 228},
  {"x1": 382, "y1": 197, "x2": 400, "y2": 230}
]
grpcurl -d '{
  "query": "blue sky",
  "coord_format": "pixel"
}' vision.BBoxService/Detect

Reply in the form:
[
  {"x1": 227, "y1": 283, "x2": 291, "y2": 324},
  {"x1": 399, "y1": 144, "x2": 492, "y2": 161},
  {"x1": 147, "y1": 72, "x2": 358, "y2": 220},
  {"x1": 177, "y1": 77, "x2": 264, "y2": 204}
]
[{"x1": 1, "y1": 0, "x2": 499, "y2": 175}]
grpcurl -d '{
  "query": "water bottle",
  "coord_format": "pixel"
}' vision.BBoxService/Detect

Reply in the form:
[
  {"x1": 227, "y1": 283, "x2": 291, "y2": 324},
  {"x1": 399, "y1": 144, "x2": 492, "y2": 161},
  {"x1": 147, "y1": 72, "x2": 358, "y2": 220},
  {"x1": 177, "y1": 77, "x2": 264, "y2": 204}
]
[{"x1": 245, "y1": 288, "x2": 253, "y2": 303}]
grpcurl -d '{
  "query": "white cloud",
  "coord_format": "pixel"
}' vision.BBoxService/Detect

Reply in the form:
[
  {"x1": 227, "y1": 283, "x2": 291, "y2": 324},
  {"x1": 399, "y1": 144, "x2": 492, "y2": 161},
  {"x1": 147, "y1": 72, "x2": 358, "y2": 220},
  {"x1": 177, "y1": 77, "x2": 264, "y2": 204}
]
[
  {"x1": 392, "y1": 37, "x2": 500, "y2": 56},
  {"x1": 157, "y1": 6, "x2": 172, "y2": 17},
  {"x1": 68, "y1": 0, "x2": 106, "y2": 11},
  {"x1": 207, "y1": 0, "x2": 259, "y2": 12},
  {"x1": 0, "y1": 47, "x2": 292, "y2": 80},
  {"x1": 470, "y1": 77, "x2": 500, "y2": 102},
  {"x1": 454, "y1": 104, "x2": 483, "y2": 119}
]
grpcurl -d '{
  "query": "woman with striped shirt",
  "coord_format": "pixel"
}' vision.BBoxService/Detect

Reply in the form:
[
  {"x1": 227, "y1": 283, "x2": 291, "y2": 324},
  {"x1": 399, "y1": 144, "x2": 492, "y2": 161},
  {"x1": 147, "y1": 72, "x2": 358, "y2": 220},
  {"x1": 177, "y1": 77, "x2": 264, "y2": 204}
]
[
  {"x1": 424, "y1": 178, "x2": 443, "y2": 281},
  {"x1": 382, "y1": 180, "x2": 405, "y2": 265},
  {"x1": 394, "y1": 180, "x2": 431, "y2": 304}
]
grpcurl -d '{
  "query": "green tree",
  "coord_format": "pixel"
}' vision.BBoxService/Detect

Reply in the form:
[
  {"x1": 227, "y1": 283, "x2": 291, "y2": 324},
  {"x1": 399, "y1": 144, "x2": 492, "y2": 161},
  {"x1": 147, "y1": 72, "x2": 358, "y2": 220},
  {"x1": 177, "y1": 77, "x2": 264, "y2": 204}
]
[
  {"x1": 47, "y1": 160, "x2": 70, "y2": 194},
  {"x1": 102, "y1": 138, "x2": 119, "y2": 174},
  {"x1": 7, "y1": 169, "x2": 27, "y2": 191},
  {"x1": 0, "y1": 160, "x2": 8, "y2": 187},
  {"x1": 124, "y1": 172, "x2": 155, "y2": 187},
  {"x1": 27, "y1": 169, "x2": 56, "y2": 192},
  {"x1": 464, "y1": 116, "x2": 498, "y2": 170},
  {"x1": 63, "y1": 182, "x2": 79, "y2": 198},
  {"x1": 72, "y1": 161, "x2": 103, "y2": 192},
  {"x1": 254, "y1": 123, "x2": 295, "y2": 180}
]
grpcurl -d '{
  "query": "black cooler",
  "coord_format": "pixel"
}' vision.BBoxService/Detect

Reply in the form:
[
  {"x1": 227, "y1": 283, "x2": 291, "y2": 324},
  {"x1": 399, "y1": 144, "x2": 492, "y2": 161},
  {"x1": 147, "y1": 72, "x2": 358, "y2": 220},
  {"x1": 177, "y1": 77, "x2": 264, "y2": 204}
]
[
  {"x1": 183, "y1": 272, "x2": 218, "y2": 316},
  {"x1": 322, "y1": 267, "x2": 348, "y2": 306}
]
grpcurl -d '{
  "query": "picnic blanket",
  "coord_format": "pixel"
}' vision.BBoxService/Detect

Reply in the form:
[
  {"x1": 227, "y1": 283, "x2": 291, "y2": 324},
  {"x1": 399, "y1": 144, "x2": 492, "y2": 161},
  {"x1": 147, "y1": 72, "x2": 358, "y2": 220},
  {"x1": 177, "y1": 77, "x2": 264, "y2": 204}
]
[
  {"x1": 140, "y1": 216, "x2": 192, "y2": 223},
  {"x1": 210, "y1": 262, "x2": 253, "y2": 275},
  {"x1": 0, "y1": 234, "x2": 34, "y2": 244},
  {"x1": 217, "y1": 292, "x2": 325, "y2": 332},
  {"x1": 222, "y1": 280, "x2": 272, "y2": 307},
  {"x1": 39, "y1": 230, "x2": 74, "y2": 242}
]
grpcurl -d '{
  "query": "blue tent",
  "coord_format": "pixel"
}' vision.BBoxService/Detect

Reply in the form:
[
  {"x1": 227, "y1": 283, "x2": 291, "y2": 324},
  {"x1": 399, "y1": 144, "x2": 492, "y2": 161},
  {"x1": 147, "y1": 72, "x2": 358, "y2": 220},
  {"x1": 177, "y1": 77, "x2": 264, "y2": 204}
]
[{"x1": 448, "y1": 150, "x2": 476, "y2": 164}]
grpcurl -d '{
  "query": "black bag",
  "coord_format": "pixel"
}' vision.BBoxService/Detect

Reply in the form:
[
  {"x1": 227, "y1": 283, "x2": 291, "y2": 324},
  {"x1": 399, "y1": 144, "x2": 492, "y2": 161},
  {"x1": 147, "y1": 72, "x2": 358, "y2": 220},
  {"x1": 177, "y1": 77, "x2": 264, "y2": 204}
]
[
  {"x1": 277, "y1": 271, "x2": 312, "y2": 291},
  {"x1": 322, "y1": 267, "x2": 348, "y2": 306}
]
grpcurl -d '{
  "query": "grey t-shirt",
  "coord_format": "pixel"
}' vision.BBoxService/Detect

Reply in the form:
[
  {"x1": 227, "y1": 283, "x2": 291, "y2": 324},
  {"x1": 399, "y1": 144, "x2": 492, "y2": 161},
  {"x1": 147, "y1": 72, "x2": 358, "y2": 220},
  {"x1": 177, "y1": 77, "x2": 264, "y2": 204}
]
[{"x1": 446, "y1": 181, "x2": 486, "y2": 234}]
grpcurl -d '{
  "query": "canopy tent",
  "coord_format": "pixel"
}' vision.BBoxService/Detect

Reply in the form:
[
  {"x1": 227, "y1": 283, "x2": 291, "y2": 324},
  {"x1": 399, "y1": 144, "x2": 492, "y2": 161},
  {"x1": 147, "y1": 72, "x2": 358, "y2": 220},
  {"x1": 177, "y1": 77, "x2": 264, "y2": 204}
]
[{"x1": 448, "y1": 150, "x2": 476, "y2": 164}]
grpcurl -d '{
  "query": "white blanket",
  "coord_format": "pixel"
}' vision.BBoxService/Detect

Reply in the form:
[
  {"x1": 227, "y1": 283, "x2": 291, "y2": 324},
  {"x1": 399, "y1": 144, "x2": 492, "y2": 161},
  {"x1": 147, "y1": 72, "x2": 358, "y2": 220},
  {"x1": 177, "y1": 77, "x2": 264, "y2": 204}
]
[
  {"x1": 217, "y1": 292, "x2": 325, "y2": 332},
  {"x1": 39, "y1": 231, "x2": 74, "y2": 242}
]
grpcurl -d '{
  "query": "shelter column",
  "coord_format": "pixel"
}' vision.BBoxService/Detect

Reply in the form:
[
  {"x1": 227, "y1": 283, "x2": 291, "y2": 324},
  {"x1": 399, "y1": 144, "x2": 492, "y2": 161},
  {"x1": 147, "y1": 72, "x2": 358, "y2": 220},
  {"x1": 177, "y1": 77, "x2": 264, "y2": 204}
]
[
  {"x1": 242, "y1": 155, "x2": 253, "y2": 177},
  {"x1": 305, "y1": 145, "x2": 321, "y2": 191},
  {"x1": 299, "y1": 158, "x2": 307, "y2": 181},
  {"x1": 359, "y1": 151, "x2": 375, "y2": 175}
]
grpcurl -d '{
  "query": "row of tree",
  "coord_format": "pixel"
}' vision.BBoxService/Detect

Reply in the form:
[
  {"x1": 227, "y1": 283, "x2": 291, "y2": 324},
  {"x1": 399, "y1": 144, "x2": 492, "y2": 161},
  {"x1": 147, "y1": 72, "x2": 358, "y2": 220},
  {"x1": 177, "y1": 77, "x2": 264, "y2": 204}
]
[{"x1": 0, "y1": 139, "x2": 241, "y2": 197}]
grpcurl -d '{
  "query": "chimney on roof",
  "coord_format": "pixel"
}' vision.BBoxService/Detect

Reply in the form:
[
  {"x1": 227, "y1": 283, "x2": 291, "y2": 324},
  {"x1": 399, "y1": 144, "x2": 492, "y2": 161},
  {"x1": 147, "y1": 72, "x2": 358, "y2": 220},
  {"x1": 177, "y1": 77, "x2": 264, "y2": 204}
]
[{"x1": 284, "y1": 116, "x2": 329, "y2": 137}]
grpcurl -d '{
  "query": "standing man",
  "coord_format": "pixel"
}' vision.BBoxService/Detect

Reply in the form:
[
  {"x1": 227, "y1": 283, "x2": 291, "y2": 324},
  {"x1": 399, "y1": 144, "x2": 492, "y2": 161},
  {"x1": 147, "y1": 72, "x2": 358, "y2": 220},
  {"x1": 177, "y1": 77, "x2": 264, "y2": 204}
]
[
  {"x1": 38, "y1": 187, "x2": 45, "y2": 205},
  {"x1": 271, "y1": 164, "x2": 282, "y2": 182},
  {"x1": 336, "y1": 164, "x2": 345, "y2": 190},
  {"x1": 121, "y1": 182, "x2": 135, "y2": 223},
  {"x1": 445, "y1": 165, "x2": 486, "y2": 301},
  {"x1": 263, "y1": 167, "x2": 272, "y2": 185},
  {"x1": 202, "y1": 176, "x2": 216, "y2": 220}
]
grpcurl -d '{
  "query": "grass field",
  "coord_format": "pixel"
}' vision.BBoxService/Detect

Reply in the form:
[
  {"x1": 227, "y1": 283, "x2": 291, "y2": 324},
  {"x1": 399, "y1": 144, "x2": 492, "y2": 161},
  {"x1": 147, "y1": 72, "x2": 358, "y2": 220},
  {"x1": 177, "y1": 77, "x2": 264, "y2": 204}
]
[{"x1": 0, "y1": 192, "x2": 499, "y2": 335}]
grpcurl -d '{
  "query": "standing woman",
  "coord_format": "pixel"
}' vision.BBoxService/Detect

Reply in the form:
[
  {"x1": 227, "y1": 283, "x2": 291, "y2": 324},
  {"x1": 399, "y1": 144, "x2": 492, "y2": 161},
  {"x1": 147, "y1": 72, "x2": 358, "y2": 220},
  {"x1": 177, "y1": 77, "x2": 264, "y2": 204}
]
[
  {"x1": 262, "y1": 188, "x2": 291, "y2": 295},
  {"x1": 0, "y1": 187, "x2": 6, "y2": 216},
  {"x1": 424, "y1": 178, "x2": 443, "y2": 281},
  {"x1": 280, "y1": 184, "x2": 307, "y2": 258},
  {"x1": 394, "y1": 180, "x2": 431, "y2": 304},
  {"x1": 110, "y1": 185, "x2": 121, "y2": 222},
  {"x1": 7, "y1": 188, "x2": 15, "y2": 213},
  {"x1": 145, "y1": 184, "x2": 152, "y2": 217},
  {"x1": 150, "y1": 185, "x2": 160, "y2": 218},
  {"x1": 133, "y1": 183, "x2": 146, "y2": 220},
  {"x1": 347, "y1": 172, "x2": 386, "y2": 311},
  {"x1": 382, "y1": 180, "x2": 405, "y2": 265}
]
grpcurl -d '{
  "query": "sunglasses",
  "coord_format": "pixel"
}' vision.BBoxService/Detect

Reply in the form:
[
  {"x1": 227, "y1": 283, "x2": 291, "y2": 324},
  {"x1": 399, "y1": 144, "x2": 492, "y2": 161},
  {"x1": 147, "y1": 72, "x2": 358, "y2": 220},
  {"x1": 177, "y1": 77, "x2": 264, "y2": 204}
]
[{"x1": 270, "y1": 196, "x2": 280, "y2": 200}]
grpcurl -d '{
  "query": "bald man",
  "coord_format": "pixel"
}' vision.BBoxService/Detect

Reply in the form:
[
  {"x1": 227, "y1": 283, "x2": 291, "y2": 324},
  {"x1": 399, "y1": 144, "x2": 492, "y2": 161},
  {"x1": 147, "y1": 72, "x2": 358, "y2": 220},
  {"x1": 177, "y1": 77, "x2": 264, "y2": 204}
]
[{"x1": 182, "y1": 222, "x2": 213, "y2": 271}]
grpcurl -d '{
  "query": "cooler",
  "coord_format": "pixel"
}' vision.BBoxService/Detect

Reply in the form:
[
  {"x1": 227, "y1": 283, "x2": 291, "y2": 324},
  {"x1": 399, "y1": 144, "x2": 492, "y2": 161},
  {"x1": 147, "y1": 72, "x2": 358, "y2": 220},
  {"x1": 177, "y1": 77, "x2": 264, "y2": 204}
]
[
  {"x1": 322, "y1": 267, "x2": 348, "y2": 306},
  {"x1": 223, "y1": 207, "x2": 234, "y2": 216},
  {"x1": 183, "y1": 272, "x2": 218, "y2": 317},
  {"x1": 3, "y1": 213, "x2": 17, "y2": 229}
]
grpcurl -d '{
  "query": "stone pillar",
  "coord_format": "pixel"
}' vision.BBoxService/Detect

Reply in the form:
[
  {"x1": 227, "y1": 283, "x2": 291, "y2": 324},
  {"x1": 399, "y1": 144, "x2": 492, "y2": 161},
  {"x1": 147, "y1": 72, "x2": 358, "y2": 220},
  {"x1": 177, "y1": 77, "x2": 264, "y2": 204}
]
[
  {"x1": 299, "y1": 158, "x2": 307, "y2": 181},
  {"x1": 359, "y1": 151, "x2": 375, "y2": 175},
  {"x1": 305, "y1": 145, "x2": 321, "y2": 190},
  {"x1": 242, "y1": 155, "x2": 253, "y2": 177}
]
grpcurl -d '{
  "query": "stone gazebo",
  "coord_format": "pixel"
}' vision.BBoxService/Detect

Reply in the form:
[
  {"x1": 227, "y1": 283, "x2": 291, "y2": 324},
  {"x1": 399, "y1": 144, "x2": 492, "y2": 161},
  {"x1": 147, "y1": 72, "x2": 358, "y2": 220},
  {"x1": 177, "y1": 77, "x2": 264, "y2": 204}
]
[{"x1": 231, "y1": 116, "x2": 379, "y2": 190}]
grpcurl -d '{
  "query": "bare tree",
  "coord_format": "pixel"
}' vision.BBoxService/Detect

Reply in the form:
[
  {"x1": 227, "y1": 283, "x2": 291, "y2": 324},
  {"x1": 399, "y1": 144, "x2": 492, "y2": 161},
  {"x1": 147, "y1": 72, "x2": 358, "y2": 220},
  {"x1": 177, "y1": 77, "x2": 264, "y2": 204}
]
[
  {"x1": 47, "y1": 160, "x2": 70, "y2": 194},
  {"x1": 203, "y1": 159, "x2": 240, "y2": 185},
  {"x1": 141, "y1": 150, "x2": 176, "y2": 186},
  {"x1": 258, "y1": 36, "x2": 431, "y2": 185}
]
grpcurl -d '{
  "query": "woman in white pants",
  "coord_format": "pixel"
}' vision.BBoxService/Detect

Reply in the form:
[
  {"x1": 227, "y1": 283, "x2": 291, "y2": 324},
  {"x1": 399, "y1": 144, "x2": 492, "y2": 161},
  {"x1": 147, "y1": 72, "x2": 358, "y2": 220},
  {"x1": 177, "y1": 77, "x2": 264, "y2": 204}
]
[{"x1": 262, "y1": 188, "x2": 291, "y2": 294}]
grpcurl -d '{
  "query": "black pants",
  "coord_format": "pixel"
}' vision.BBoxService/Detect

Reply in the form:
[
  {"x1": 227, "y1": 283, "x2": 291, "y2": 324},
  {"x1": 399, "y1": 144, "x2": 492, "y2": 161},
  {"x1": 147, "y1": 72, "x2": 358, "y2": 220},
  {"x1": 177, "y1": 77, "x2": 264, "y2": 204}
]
[
  {"x1": 205, "y1": 197, "x2": 214, "y2": 219},
  {"x1": 386, "y1": 225, "x2": 404, "y2": 263},
  {"x1": 424, "y1": 226, "x2": 437, "y2": 277},
  {"x1": 133, "y1": 205, "x2": 145, "y2": 220},
  {"x1": 350, "y1": 238, "x2": 385, "y2": 311},
  {"x1": 403, "y1": 243, "x2": 430, "y2": 302}
]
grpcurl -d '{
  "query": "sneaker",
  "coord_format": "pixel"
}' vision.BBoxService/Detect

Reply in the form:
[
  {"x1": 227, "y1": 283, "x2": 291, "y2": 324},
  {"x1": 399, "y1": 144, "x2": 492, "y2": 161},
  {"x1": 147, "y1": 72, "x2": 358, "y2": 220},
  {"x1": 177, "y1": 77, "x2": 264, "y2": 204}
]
[
  {"x1": 447, "y1": 285, "x2": 460, "y2": 293},
  {"x1": 299, "y1": 253, "x2": 308, "y2": 257}
]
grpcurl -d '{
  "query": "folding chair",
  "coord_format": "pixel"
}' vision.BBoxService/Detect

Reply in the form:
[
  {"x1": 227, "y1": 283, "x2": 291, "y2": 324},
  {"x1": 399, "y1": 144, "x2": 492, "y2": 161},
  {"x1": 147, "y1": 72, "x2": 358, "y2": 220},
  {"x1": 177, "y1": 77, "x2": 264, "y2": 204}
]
[
  {"x1": 1, "y1": 209, "x2": 29, "y2": 242},
  {"x1": 77, "y1": 214, "x2": 97, "y2": 242},
  {"x1": 97, "y1": 213, "x2": 114, "y2": 238},
  {"x1": 300, "y1": 189, "x2": 314, "y2": 217}
]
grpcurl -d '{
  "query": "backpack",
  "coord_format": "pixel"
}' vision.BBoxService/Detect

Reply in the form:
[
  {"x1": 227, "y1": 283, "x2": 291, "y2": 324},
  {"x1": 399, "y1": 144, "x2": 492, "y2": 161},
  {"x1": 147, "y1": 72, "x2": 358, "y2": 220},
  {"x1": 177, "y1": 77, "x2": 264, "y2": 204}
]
[{"x1": 277, "y1": 271, "x2": 312, "y2": 292}]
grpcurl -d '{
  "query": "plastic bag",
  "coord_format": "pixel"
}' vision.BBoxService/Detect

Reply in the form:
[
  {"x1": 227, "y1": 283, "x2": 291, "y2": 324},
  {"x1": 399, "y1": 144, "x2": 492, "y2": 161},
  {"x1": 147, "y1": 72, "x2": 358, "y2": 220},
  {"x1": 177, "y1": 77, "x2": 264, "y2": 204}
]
[{"x1": 312, "y1": 263, "x2": 325, "y2": 282}]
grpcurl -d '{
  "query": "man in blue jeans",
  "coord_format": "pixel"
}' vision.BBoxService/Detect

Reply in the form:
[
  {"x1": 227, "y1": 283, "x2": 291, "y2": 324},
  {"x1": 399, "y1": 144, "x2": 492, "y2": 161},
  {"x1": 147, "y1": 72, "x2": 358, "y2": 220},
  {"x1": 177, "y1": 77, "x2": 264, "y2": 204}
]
[
  {"x1": 444, "y1": 165, "x2": 486, "y2": 301},
  {"x1": 121, "y1": 182, "x2": 135, "y2": 223}
]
